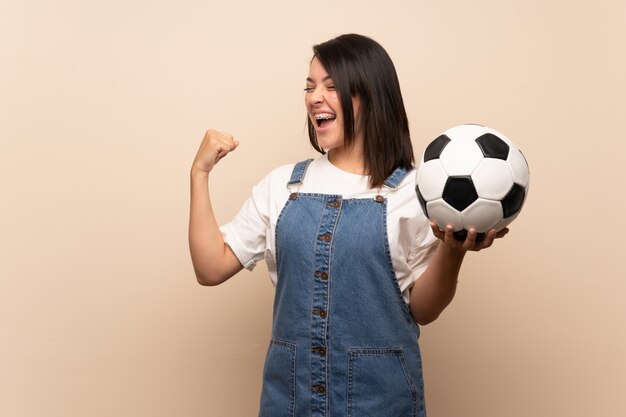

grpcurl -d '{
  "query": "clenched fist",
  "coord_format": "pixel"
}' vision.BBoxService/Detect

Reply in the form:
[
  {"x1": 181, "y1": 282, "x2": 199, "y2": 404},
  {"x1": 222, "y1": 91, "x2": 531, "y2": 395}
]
[{"x1": 191, "y1": 129, "x2": 239, "y2": 174}]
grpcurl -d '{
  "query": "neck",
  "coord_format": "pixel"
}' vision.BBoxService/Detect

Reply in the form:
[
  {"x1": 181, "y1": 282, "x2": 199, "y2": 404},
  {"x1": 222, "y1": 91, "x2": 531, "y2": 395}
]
[{"x1": 327, "y1": 141, "x2": 366, "y2": 175}]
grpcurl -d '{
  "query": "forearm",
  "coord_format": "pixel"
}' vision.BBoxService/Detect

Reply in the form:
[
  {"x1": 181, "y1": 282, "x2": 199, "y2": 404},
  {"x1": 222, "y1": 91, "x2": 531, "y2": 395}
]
[
  {"x1": 188, "y1": 169, "x2": 236, "y2": 285},
  {"x1": 409, "y1": 242, "x2": 466, "y2": 325}
]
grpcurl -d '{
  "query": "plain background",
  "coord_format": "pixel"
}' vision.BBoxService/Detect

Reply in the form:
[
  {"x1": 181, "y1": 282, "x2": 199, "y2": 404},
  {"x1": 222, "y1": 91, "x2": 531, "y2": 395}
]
[{"x1": 2, "y1": 0, "x2": 625, "y2": 416}]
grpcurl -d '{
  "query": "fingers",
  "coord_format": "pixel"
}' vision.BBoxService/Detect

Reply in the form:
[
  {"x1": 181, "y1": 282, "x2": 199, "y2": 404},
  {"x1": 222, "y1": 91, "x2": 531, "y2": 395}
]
[
  {"x1": 208, "y1": 130, "x2": 239, "y2": 155},
  {"x1": 476, "y1": 229, "x2": 497, "y2": 250},
  {"x1": 215, "y1": 136, "x2": 238, "y2": 160},
  {"x1": 430, "y1": 222, "x2": 458, "y2": 246},
  {"x1": 430, "y1": 222, "x2": 444, "y2": 240},
  {"x1": 443, "y1": 224, "x2": 454, "y2": 242},
  {"x1": 432, "y1": 223, "x2": 466, "y2": 253},
  {"x1": 463, "y1": 228, "x2": 478, "y2": 251},
  {"x1": 495, "y1": 227, "x2": 509, "y2": 239},
  {"x1": 197, "y1": 129, "x2": 240, "y2": 171},
  {"x1": 430, "y1": 222, "x2": 509, "y2": 253}
]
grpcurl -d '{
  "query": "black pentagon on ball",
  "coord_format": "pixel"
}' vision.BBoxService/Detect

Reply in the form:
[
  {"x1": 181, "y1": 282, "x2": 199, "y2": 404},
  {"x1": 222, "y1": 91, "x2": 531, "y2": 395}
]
[
  {"x1": 442, "y1": 176, "x2": 478, "y2": 212},
  {"x1": 502, "y1": 183, "x2": 526, "y2": 218},
  {"x1": 415, "y1": 184, "x2": 429, "y2": 218},
  {"x1": 424, "y1": 134, "x2": 451, "y2": 161},
  {"x1": 475, "y1": 133, "x2": 509, "y2": 160}
]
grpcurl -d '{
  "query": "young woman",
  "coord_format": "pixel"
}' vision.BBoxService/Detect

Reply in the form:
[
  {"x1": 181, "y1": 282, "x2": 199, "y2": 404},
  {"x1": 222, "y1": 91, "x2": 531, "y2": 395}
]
[{"x1": 189, "y1": 34, "x2": 507, "y2": 417}]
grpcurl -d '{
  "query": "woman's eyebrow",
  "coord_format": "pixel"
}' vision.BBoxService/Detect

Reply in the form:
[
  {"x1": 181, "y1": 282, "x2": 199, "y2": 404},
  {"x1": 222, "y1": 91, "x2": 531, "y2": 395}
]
[{"x1": 306, "y1": 76, "x2": 333, "y2": 83}]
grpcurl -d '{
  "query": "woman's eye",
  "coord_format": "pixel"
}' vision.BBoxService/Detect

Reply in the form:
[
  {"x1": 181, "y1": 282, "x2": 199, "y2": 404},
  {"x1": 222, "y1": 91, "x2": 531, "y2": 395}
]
[{"x1": 303, "y1": 85, "x2": 335, "y2": 92}]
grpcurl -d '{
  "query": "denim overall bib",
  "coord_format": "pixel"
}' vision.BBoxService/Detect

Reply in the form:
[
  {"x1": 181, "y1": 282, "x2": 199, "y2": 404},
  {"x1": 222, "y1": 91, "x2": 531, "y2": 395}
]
[{"x1": 259, "y1": 159, "x2": 426, "y2": 417}]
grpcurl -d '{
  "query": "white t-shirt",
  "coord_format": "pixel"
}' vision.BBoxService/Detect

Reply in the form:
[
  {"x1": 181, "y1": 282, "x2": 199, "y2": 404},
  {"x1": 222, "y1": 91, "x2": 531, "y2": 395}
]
[{"x1": 220, "y1": 154, "x2": 439, "y2": 304}]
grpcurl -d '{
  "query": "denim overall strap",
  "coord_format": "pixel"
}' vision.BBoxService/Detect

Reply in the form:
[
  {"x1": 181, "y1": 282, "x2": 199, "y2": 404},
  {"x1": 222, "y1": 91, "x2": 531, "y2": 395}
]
[
  {"x1": 259, "y1": 160, "x2": 426, "y2": 417},
  {"x1": 383, "y1": 165, "x2": 413, "y2": 189},
  {"x1": 287, "y1": 158, "x2": 314, "y2": 187}
]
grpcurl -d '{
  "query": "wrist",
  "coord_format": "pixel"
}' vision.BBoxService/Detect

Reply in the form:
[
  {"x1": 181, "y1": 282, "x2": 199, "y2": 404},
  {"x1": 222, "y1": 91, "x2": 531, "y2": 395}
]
[
  {"x1": 190, "y1": 166, "x2": 210, "y2": 179},
  {"x1": 438, "y1": 241, "x2": 467, "y2": 261}
]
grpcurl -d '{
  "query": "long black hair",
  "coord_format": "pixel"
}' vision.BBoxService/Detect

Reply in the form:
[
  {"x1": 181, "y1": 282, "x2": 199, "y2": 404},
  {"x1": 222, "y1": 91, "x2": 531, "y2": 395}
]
[{"x1": 308, "y1": 34, "x2": 414, "y2": 188}]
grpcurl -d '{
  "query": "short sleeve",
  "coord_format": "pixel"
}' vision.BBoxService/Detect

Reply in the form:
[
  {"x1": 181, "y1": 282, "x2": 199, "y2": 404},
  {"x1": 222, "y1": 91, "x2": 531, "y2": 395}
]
[
  {"x1": 406, "y1": 219, "x2": 439, "y2": 284},
  {"x1": 219, "y1": 174, "x2": 271, "y2": 271}
]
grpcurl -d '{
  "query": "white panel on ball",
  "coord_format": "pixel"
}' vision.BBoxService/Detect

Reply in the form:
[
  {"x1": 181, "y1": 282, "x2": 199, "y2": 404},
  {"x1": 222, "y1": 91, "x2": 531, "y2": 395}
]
[
  {"x1": 416, "y1": 160, "x2": 448, "y2": 200},
  {"x1": 445, "y1": 124, "x2": 487, "y2": 141},
  {"x1": 493, "y1": 211, "x2": 520, "y2": 232},
  {"x1": 439, "y1": 139, "x2": 484, "y2": 176},
  {"x1": 462, "y1": 199, "x2": 503, "y2": 232},
  {"x1": 507, "y1": 149, "x2": 530, "y2": 188},
  {"x1": 426, "y1": 199, "x2": 464, "y2": 231},
  {"x1": 472, "y1": 158, "x2": 515, "y2": 200}
]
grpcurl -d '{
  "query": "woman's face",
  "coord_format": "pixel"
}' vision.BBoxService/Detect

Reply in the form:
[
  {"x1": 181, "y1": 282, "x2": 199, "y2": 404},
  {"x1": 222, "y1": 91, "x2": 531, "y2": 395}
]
[{"x1": 305, "y1": 57, "x2": 361, "y2": 151}]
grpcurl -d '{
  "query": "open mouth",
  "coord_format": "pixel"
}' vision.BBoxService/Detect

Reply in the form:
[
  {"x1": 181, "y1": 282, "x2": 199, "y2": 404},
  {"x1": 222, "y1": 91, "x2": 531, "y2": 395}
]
[{"x1": 314, "y1": 112, "x2": 337, "y2": 129}]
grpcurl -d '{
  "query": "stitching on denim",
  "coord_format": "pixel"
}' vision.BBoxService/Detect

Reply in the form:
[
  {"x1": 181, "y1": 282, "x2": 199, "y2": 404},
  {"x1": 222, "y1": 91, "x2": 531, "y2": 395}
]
[
  {"x1": 301, "y1": 193, "x2": 343, "y2": 416},
  {"x1": 290, "y1": 343, "x2": 296, "y2": 417},
  {"x1": 397, "y1": 351, "x2": 419, "y2": 417},
  {"x1": 287, "y1": 158, "x2": 314, "y2": 186},
  {"x1": 347, "y1": 351, "x2": 354, "y2": 417},
  {"x1": 324, "y1": 197, "x2": 342, "y2": 417},
  {"x1": 347, "y1": 348, "x2": 417, "y2": 417},
  {"x1": 294, "y1": 192, "x2": 342, "y2": 199},
  {"x1": 274, "y1": 198, "x2": 292, "y2": 279},
  {"x1": 268, "y1": 339, "x2": 296, "y2": 417},
  {"x1": 383, "y1": 166, "x2": 414, "y2": 189}
]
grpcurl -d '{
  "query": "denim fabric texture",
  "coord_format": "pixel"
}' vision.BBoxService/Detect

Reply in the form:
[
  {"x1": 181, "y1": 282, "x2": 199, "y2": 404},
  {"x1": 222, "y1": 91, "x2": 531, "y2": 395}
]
[{"x1": 258, "y1": 159, "x2": 426, "y2": 417}]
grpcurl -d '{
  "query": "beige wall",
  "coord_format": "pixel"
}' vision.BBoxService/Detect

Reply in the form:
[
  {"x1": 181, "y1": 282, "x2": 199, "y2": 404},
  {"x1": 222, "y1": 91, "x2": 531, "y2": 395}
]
[{"x1": 2, "y1": 0, "x2": 625, "y2": 416}]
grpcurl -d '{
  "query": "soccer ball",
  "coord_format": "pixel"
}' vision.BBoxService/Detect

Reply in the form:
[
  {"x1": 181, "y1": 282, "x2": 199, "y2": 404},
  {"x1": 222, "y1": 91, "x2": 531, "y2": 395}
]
[{"x1": 415, "y1": 124, "x2": 530, "y2": 241}]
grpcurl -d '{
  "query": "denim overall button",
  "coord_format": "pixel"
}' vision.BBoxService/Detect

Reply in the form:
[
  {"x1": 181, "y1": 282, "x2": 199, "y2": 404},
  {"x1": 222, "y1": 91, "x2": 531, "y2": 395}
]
[
  {"x1": 327, "y1": 200, "x2": 341, "y2": 208},
  {"x1": 314, "y1": 271, "x2": 329, "y2": 280},
  {"x1": 318, "y1": 233, "x2": 332, "y2": 242},
  {"x1": 312, "y1": 385, "x2": 326, "y2": 394},
  {"x1": 312, "y1": 347, "x2": 326, "y2": 356},
  {"x1": 289, "y1": 192, "x2": 297, "y2": 200},
  {"x1": 374, "y1": 195, "x2": 385, "y2": 203},
  {"x1": 313, "y1": 309, "x2": 327, "y2": 318}
]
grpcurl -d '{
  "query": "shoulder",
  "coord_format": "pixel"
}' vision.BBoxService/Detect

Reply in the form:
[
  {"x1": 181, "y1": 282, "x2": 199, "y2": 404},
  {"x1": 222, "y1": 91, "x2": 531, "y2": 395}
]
[
  {"x1": 387, "y1": 166, "x2": 419, "y2": 206},
  {"x1": 253, "y1": 162, "x2": 296, "y2": 191},
  {"x1": 387, "y1": 166, "x2": 436, "y2": 242},
  {"x1": 251, "y1": 159, "x2": 316, "y2": 199},
  {"x1": 265, "y1": 162, "x2": 297, "y2": 184}
]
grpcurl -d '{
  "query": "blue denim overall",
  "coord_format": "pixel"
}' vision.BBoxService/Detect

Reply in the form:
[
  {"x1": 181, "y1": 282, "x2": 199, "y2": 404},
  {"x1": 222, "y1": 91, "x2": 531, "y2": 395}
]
[{"x1": 259, "y1": 159, "x2": 426, "y2": 417}]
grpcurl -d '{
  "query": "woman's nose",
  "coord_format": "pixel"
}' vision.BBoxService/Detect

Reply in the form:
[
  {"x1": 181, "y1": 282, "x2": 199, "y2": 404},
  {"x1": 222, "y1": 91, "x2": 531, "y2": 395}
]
[{"x1": 310, "y1": 87, "x2": 324, "y2": 104}]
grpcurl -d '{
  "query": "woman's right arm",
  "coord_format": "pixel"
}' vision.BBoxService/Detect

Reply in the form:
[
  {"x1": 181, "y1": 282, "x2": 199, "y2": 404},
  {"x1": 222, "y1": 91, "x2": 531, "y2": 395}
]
[{"x1": 189, "y1": 129, "x2": 243, "y2": 286}]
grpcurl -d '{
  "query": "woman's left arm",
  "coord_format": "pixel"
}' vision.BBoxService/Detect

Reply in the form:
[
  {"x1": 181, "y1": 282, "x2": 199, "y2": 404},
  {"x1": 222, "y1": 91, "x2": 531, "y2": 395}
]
[{"x1": 408, "y1": 224, "x2": 509, "y2": 325}]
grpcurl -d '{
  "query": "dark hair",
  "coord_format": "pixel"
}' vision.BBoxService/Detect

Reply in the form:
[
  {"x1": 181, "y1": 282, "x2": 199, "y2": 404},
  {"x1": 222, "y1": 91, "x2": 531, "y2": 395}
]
[{"x1": 308, "y1": 34, "x2": 414, "y2": 188}]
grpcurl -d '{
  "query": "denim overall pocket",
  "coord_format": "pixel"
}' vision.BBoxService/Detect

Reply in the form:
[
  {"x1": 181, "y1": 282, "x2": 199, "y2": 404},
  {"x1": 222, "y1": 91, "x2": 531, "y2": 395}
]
[
  {"x1": 258, "y1": 339, "x2": 296, "y2": 417},
  {"x1": 347, "y1": 348, "x2": 417, "y2": 417}
]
